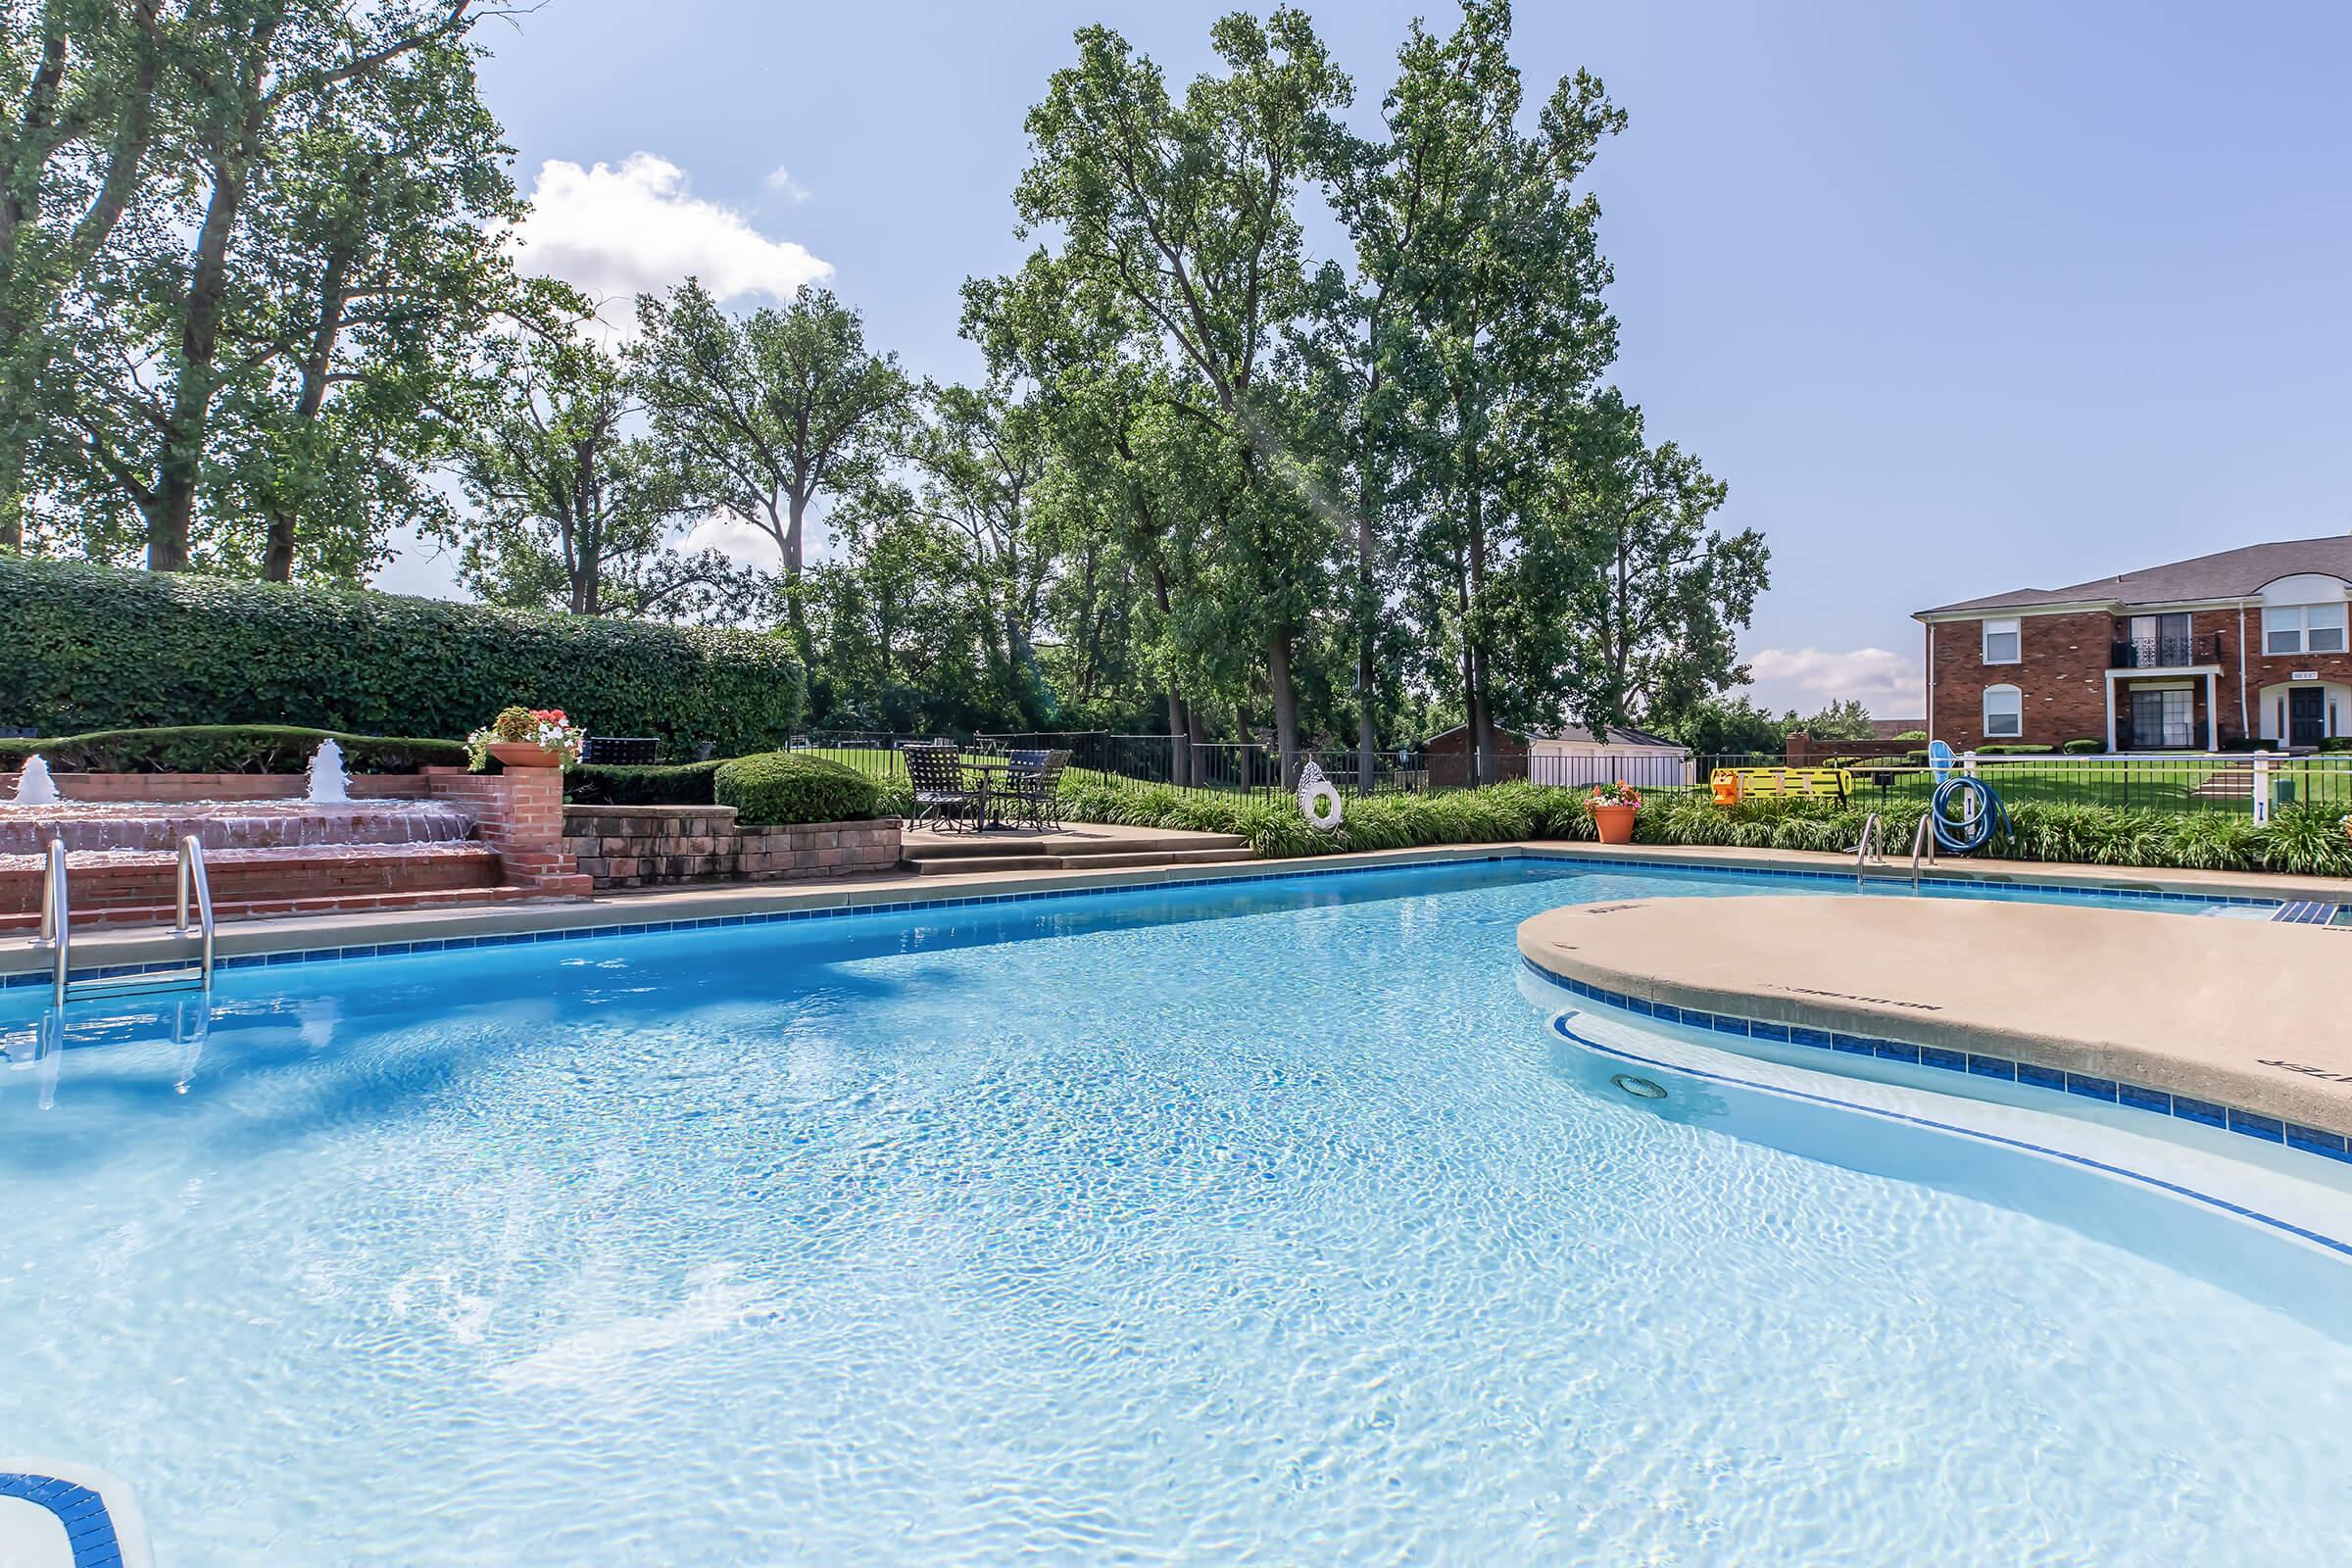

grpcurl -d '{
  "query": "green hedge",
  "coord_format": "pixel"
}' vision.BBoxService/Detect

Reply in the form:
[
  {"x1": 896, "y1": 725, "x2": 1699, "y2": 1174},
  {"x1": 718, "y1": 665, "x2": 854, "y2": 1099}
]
[
  {"x1": 565, "y1": 760, "x2": 726, "y2": 807},
  {"x1": 713, "y1": 752, "x2": 882, "y2": 825},
  {"x1": 0, "y1": 555, "x2": 804, "y2": 760},
  {"x1": 1054, "y1": 774, "x2": 2352, "y2": 877},
  {"x1": 0, "y1": 723, "x2": 464, "y2": 773}
]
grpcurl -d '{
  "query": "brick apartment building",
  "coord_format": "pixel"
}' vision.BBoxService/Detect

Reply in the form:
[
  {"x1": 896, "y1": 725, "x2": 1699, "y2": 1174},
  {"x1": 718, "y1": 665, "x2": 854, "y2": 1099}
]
[{"x1": 1914, "y1": 536, "x2": 2352, "y2": 752}]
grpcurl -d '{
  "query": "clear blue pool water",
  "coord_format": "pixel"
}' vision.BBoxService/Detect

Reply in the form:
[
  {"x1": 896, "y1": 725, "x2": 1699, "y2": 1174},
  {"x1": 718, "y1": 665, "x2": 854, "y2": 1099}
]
[{"x1": 3, "y1": 860, "x2": 2348, "y2": 1565}]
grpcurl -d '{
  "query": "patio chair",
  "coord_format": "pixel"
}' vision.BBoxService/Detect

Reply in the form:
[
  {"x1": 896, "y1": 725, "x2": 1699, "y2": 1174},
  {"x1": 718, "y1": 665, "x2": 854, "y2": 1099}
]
[
  {"x1": 902, "y1": 743, "x2": 978, "y2": 833},
  {"x1": 1003, "y1": 748, "x2": 1070, "y2": 831}
]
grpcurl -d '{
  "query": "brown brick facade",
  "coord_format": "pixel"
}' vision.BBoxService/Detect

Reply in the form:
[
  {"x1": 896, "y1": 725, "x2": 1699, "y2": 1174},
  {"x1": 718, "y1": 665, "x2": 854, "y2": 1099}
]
[{"x1": 1928, "y1": 610, "x2": 2352, "y2": 749}]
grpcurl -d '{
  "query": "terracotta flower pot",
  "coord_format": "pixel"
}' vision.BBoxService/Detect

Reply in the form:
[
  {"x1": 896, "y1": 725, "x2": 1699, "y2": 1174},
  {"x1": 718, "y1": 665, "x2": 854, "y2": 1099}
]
[
  {"x1": 1592, "y1": 802, "x2": 1638, "y2": 845},
  {"x1": 487, "y1": 741, "x2": 564, "y2": 769}
]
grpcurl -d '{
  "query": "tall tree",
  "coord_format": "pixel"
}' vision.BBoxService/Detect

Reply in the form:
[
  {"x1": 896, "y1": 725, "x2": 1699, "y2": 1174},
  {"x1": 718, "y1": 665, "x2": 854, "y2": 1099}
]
[
  {"x1": 439, "y1": 279, "x2": 741, "y2": 619},
  {"x1": 1009, "y1": 7, "x2": 1350, "y2": 778},
  {"x1": 0, "y1": 0, "x2": 166, "y2": 551},
  {"x1": 1393, "y1": 0, "x2": 1625, "y2": 784},
  {"x1": 39, "y1": 0, "x2": 510, "y2": 572},
  {"x1": 631, "y1": 277, "x2": 911, "y2": 596},
  {"x1": 1550, "y1": 390, "x2": 1764, "y2": 731}
]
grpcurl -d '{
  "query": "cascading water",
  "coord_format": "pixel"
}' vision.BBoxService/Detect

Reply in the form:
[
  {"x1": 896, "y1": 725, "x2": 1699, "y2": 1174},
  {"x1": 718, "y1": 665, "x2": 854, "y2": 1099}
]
[{"x1": 11, "y1": 754, "x2": 60, "y2": 806}]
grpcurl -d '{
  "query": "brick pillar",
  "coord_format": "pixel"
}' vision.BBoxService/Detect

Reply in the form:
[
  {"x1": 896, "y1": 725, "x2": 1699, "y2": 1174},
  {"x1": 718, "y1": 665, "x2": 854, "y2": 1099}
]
[{"x1": 422, "y1": 765, "x2": 592, "y2": 897}]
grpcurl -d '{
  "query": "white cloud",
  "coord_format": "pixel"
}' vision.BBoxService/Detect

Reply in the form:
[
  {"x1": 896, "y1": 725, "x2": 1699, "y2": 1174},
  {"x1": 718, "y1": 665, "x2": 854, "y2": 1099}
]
[
  {"x1": 682, "y1": 514, "x2": 779, "y2": 567},
  {"x1": 764, "y1": 165, "x2": 812, "y2": 202},
  {"x1": 1745, "y1": 646, "x2": 1924, "y2": 717},
  {"x1": 509, "y1": 153, "x2": 830, "y2": 313}
]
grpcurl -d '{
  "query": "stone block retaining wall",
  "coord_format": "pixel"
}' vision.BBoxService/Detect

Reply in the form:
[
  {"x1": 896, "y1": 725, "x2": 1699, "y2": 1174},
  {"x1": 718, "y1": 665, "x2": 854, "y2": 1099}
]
[{"x1": 564, "y1": 807, "x2": 902, "y2": 890}]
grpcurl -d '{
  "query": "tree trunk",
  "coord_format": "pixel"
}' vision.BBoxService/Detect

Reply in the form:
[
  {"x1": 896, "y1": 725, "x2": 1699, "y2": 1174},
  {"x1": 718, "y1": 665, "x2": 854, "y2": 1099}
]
[
  {"x1": 263, "y1": 238, "x2": 357, "y2": 580},
  {"x1": 1152, "y1": 562, "x2": 1190, "y2": 787},
  {"x1": 1267, "y1": 626, "x2": 1301, "y2": 789},
  {"x1": 1465, "y1": 469, "x2": 1493, "y2": 786},
  {"x1": 153, "y1": 13, "x2": 278, "y2": 571},
  {"x1": 0, "y1": 421, "x2": 29, "y2": 552}
]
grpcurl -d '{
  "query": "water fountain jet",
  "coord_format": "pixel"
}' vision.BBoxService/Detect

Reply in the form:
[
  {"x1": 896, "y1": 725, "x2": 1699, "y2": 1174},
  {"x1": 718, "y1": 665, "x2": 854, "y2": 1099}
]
[
  {"x1": 305, "y1": 739, "x2": 351, "y2": 805},
  {"x1": 11, "y1": 754, "x2": 60, "y2": 806}
]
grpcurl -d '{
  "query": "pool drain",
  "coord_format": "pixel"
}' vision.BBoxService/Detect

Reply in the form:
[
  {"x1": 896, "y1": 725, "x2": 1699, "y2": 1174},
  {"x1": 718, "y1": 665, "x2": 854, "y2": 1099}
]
[{"x1": 1610, "y1": 1073, "x2": 1668, "y2": 1101}]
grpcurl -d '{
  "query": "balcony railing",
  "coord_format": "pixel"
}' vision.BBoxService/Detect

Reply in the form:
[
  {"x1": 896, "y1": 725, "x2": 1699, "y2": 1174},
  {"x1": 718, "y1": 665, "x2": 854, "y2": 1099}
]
[{"x1": 2109, "y1": 632, "x2": 2223, "y2": 668}]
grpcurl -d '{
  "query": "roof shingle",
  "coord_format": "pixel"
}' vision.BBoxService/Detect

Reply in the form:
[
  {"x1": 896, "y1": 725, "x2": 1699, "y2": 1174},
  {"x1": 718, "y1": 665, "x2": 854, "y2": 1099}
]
[{"x1": 1916, "y1": 534, "x2": 2352, "y2": 616}]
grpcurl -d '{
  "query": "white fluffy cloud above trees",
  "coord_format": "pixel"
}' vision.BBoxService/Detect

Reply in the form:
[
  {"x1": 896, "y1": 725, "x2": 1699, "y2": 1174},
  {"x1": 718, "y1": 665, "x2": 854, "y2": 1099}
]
[
  {"x1": 1746, "y1": 646, "x2": 1923, "y2": 716},
  {"x1": 509, "y1": 153, "x2": 831, "y2": 310}
]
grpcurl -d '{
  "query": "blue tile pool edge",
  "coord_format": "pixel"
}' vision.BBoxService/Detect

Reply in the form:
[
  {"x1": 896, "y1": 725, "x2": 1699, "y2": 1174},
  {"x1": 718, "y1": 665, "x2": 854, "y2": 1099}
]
[
  {"x1": 0, "y1": 1471, "x2": 124, "y2": 1567},
  {"x1": 2, "y1": 846, "x2": 2284, "y2": 993},
  {"x1": 1545, "y1": 1012, "x2": 2352, "y2": 1262},
  {"x1": 1521, "y1": 956, "x2": 2352, "y2": 1166}
]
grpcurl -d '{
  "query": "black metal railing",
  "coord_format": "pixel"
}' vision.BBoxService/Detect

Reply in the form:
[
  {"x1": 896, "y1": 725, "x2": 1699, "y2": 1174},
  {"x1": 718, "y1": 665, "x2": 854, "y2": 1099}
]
[{"x1": 2109, "y1": 632, "x2": 2223, "y2": 668}]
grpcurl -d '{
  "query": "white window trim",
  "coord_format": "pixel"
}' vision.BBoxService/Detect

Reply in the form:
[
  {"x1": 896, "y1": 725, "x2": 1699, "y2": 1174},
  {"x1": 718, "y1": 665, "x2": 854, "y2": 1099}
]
[
  {"x1": 2263, "y1": 603, "x2": 2348, "y2": 657},
  {"x1": 1981, "y1": 616, "x2": 2021, "y2": 665},
  {"x1": 1982, "y1": 683, "x2": 2023, "y2": 738}
]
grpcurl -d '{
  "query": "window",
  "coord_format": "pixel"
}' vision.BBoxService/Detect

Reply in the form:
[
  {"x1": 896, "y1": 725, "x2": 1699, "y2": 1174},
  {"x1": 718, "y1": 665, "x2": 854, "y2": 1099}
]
[
  {"x1": 2128, "y1": 687, "x2": 2193, "y2": 750},
  {"x1": 1983, "y1": 684, "x2": 2022, "y2": 738},
  {"x1": 2263, "y1": 602, "x2": 2348, "y2": 656},
  {"x1": 1981, "y1": 617, "x2": 2020, "y2": 664}
]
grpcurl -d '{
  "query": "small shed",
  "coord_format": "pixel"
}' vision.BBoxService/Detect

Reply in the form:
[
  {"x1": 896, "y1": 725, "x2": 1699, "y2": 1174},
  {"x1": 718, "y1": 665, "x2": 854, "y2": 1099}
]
[{"x1": 1421, "y1": 722, "x2": 1693, "y2": 790}]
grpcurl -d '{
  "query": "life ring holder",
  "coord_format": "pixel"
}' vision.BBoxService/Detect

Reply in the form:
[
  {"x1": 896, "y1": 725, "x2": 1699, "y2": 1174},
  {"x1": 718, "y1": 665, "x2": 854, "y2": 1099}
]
[{"x1": 1296, "y1": 760, "x2": 1345, "y2": 831}]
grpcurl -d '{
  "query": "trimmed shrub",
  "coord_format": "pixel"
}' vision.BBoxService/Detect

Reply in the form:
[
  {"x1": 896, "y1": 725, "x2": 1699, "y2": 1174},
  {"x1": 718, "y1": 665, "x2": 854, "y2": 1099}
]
[
  {"x1": 565, "y1": 760, "x2": 727, "y2": 807},
  {"x1": 2061, "y1": 738, "x2": 2105, "y2": 755},
  {"x1": 713, "y1": 752, "x2": 882, "y2": 825},
  {"x1": 0, "y1": 723, "x2": 464, "y2": 773},
  {"x1": 0, "y1": 555, "x2": 803, "y2": 760}
]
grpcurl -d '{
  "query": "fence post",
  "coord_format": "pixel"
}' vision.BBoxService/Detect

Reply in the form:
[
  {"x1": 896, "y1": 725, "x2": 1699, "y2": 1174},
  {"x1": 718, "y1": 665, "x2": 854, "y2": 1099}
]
[
  {"x1": 2253, "y1": 750, "x2": 2271, "y2": 825},
  {"x1": 1961, "y1": 750, "x2": 1978, "y2": 777}
]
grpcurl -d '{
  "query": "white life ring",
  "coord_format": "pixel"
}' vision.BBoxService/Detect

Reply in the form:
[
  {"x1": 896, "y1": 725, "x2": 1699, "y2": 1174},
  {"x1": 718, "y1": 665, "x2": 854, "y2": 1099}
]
[{"x1": 1296, "y1": 760, "x2": 1344, "y2": 830}]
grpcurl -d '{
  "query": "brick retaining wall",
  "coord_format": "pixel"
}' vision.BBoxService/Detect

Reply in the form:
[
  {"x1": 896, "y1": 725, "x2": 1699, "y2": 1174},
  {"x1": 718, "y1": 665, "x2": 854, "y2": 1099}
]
[{"x1": 564, "y1": 807, "x2": 902, "y2": 890}]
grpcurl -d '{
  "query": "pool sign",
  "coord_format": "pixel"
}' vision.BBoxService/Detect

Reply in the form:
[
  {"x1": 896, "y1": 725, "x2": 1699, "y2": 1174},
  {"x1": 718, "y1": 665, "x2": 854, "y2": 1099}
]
[{"x1": 1297, "y1": 760, "x2": 1344, "y2": 831}]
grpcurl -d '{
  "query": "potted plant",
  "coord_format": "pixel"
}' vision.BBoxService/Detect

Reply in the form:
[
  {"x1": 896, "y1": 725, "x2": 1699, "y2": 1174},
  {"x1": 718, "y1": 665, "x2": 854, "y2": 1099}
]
[
  {"x1": 1590, "y1": 780, "x2": 1642, "y2": 845},
  {"x1": 467, "y1": 706, "x2": 586, "y2": 771}
]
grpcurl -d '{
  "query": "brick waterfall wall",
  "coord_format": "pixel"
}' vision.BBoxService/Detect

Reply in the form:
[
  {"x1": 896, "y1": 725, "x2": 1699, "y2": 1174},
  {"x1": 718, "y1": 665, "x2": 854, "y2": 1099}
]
[
  {"x1": 421, "y1": 765, "x2": 592, "y2": 896},
  {"x1": 563, "y1": 807, "x2": 902, "y2": 890}
]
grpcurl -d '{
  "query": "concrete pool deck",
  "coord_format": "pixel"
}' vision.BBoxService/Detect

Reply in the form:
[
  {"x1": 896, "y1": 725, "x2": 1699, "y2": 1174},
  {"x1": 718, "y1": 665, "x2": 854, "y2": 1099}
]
[{"x1": 1518, "y1": 895, "x2": 2352, "y2": 1141}]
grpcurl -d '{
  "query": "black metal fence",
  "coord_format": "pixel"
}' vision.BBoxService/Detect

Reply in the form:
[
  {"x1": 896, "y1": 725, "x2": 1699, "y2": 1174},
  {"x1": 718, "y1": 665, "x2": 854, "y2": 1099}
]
[
  {"x1": 1700, "y1": 751, "x2": 2352, "y2": 816},
  {"x1": 791, "y1": 732, "x2": 2352, "y2": 818}
]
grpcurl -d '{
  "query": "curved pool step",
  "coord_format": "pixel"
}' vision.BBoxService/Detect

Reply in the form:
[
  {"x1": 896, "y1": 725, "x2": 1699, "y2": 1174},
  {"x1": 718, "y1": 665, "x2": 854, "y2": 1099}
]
[{"x1": 1517, "y1": 893, "x2": 2352, "y2": 1150}]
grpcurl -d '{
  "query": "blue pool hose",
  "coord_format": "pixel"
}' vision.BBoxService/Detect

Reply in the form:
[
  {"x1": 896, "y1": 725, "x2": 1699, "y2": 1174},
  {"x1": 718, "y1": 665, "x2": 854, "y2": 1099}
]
[{"x1": 1930, "y1": 776, "x2": 2007, "y2": 854}]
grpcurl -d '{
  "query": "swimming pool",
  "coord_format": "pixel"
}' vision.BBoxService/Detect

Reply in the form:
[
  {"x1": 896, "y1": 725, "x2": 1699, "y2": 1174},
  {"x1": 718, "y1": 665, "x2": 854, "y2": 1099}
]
[{"x1": 4, "y1": 859, "x2": 2348, "y2": 1564}]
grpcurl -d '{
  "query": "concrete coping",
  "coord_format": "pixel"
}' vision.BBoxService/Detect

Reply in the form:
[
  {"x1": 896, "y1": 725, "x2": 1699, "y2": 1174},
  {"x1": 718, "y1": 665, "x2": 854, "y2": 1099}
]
[{"x1": 1518, "y1": 894, "x2": 2352, "y2": 1141}]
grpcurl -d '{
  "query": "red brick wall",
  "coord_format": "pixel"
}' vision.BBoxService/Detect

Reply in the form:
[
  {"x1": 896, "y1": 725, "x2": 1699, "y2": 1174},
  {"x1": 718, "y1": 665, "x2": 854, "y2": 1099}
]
[
  {"x1": 1931, "y1": 607, "x2": 2352, "y2": 748},
  {"x1": 421, "y1": 765, "x2": 590, "y2": 895},
  {"x1": 1929, "y1": 612, "x2": 2116, "y2": 748}
]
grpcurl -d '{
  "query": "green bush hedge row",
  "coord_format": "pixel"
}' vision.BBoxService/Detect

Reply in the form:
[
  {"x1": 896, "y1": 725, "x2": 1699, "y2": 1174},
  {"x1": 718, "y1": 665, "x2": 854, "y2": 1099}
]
[
  {"x1": 713, "y1": 752, "x2": 883, "y2": 826},
  {"x1": 0, "y1": 555, "x2": 805, "y2": 760},
  {"x1": 565, "y1": 760, "x2": 727, "y2": 807},
  {"x1": 0, "y1": 724, "x2": 466, "y2": 773},
  {"x1": 1054, "y1": 775, "x2": 2352, "y2": 877}
]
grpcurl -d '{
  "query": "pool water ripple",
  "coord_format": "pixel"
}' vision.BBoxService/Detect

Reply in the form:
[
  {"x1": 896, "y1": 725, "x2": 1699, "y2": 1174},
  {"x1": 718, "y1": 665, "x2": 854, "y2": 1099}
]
[{"x1": 1, "y1": 861, "x2": 2347, "y2": 1565}]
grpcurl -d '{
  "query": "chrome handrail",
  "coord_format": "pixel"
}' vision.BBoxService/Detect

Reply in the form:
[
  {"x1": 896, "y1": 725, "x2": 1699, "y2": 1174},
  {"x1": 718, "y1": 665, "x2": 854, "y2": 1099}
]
[
  {"x1": 1853, "y1": 811, "x2": 1882, "y2": 888},
  {"x1": 176, "y1": 834, "x2": 216, "y2": 990},
  {"x1": 39, "y1": 838, "x2": 68, "y2": 1008},
  {"x1": 1909, "y1": 810, "x2": 1936, "y2": 891}
]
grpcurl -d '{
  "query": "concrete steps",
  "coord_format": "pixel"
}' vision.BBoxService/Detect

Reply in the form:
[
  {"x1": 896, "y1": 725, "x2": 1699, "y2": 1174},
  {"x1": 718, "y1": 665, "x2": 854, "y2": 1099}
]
[{"x1": 901, "y1": 829, "x2": 1252, "y2": 877}]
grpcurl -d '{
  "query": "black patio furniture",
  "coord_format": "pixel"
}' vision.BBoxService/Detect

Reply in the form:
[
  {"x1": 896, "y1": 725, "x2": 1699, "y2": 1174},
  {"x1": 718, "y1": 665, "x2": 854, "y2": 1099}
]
[
  {"x1": 1001, "y1": 748, "x2": 1070, "y2": 831},
  {"x1": 580, "y1": 736, "x2": 661, "y2": 766},
  {"x1": 902, "y1": 742, "x2": 979, "y2": 833}
]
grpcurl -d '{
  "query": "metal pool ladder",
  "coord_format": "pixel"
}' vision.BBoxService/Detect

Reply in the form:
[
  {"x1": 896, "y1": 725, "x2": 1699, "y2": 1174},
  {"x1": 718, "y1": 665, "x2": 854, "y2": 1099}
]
[
  {"x1": 1907, "y1": 810, "x2": 1936, "y2": 891},
  {"x1": 35, "y1": 834, "x2": 217, "y2": 1009},
  {"x1": 1851, "y1": 811, "x2": 1884, "y2": 887}
]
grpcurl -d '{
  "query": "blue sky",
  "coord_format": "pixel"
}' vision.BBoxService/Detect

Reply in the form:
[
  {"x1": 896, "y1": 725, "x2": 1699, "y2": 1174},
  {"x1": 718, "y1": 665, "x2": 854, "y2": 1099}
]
[{"x1": 381, "y1": 0, "x2": 2352, "y2": 718}]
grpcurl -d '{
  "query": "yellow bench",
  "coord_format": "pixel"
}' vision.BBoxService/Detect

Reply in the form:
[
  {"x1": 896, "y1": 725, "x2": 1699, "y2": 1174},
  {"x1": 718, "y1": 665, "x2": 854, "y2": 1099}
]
[{"x1": 1711, "y1": 766, "x2": 1855, "y2": 806}]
